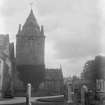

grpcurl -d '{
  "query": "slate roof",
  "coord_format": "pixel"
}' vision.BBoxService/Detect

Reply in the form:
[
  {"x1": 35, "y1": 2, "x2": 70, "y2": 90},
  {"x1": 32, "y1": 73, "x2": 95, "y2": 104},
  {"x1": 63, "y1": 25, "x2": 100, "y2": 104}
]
[
  {"x1": 22, "y1": 9, "x2": 39, "y2": 31},
  {"x1": 45, "y1": 69, "x2": 63, "y2": 81},
  {"x1": 18, "y1": 9, "x2": 41, "y2": 37}
]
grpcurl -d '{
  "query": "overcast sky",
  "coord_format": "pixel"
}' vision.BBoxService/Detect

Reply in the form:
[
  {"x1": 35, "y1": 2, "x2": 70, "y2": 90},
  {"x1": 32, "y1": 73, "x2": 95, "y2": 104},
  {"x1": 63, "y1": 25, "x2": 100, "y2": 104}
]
[{"x1": 0, "y1": 0, "x2": 104, "y2": 77}]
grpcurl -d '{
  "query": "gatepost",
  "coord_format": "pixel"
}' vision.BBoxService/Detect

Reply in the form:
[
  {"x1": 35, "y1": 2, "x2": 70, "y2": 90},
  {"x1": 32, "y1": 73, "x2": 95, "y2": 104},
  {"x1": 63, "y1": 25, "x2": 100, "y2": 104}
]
[{"x1": 26, "y1": 83, "x2": 31, "y2": 105}]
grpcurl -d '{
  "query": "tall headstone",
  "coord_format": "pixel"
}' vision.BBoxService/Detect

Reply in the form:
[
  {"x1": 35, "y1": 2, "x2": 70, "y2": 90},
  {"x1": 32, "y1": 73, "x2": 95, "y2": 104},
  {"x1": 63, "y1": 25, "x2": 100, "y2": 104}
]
[
  {"x1": 66, "y1": 79, "x2": 73, "y2": 104},
  {"x1": 67, "y1": 83, "x2": 73, "y2": 103},
  {"x1": 81, "y1": 85, "x2": 88, "y2": 105}
]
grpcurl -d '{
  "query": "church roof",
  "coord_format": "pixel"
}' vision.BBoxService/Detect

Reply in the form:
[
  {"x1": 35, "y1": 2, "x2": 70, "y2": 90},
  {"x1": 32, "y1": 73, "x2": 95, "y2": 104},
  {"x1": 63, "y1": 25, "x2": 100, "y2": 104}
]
[
  {"x1": 24, "y1": 9, "x2": 39, "y2": 27},
  {"x1": 45, "y1": 69, "x2": 63, "y2": 80}
]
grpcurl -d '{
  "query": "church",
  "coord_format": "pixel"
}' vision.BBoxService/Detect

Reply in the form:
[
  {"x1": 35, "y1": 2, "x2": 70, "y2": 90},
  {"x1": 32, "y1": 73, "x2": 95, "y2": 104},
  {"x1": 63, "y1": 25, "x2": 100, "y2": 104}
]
[{"x1": 0, "y1": 9, "x2": 64, "y2": 97}]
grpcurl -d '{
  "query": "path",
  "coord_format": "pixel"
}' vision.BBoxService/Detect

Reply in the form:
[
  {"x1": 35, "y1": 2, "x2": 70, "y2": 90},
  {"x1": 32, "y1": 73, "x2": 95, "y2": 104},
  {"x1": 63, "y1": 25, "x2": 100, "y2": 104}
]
[{"x1": 0, "y1": 95, "x2": 64, "y2": 105}]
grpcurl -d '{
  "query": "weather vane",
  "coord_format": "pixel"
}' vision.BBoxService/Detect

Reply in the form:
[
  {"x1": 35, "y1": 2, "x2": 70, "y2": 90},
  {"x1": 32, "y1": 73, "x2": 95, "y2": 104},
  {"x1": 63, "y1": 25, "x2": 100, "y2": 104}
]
[
  {"x1": 29, "y1": 0, "x2": 38, "y2": 11},
  {"x1": 30, "y1": 2, "x2": 34, "y2": 9}
]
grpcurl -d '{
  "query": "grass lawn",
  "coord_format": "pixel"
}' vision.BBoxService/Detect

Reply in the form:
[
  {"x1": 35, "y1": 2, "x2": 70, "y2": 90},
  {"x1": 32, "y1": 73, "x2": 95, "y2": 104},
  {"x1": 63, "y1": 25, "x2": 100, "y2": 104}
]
[{"x1": 2, "y1": 101, "x2": 65, "y2": 105}]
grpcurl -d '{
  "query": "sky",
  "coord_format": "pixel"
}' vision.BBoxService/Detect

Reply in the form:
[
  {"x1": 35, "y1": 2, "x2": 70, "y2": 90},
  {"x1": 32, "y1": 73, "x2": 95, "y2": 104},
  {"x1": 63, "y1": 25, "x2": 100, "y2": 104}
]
[{"x1": 0, "y1": 0, "x2": 104, "y2": 77}]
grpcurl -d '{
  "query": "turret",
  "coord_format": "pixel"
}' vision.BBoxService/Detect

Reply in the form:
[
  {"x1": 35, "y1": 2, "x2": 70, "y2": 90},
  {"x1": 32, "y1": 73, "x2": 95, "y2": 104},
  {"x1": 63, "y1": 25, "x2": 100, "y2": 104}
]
[
  {"x1": 41, "y1": 25, "x2": 44, "y2": 35},
  {"x1": 17, "y1": 24, "x2": 21, "y2": 34}
]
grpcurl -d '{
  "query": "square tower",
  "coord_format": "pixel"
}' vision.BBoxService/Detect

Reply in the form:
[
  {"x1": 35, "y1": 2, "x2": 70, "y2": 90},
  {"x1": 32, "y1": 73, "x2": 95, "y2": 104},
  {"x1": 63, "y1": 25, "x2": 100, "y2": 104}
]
[{"x1": 16, "y1": 9, "x2": 45, "y2": 95}]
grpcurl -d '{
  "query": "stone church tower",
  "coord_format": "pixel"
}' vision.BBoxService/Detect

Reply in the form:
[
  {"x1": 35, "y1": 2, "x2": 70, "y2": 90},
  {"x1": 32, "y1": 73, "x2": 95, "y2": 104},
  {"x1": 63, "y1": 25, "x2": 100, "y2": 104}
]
[{"x1": 16, "y1": 9, "x2": 45, "y2": 93}]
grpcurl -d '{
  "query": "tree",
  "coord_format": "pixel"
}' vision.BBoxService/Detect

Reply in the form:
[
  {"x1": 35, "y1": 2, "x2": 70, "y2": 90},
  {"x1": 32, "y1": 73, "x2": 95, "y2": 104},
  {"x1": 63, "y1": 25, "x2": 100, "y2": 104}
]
[{"x1": 81, "y1": 55, "x2": 105, "y2": 90}]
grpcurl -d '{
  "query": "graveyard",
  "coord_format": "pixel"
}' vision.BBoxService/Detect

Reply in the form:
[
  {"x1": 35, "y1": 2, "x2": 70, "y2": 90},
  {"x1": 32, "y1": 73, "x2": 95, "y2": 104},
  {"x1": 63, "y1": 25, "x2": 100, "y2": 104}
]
[{"x1": 0, "y1": 1, "x2": 105, "y2": 105}]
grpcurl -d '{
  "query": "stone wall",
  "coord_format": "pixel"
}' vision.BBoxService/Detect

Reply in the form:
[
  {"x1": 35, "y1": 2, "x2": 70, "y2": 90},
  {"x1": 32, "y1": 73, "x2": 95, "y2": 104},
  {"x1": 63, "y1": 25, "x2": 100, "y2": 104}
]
[{"x1": 16, "y1": 36, "x2": 45, "y2": 65}]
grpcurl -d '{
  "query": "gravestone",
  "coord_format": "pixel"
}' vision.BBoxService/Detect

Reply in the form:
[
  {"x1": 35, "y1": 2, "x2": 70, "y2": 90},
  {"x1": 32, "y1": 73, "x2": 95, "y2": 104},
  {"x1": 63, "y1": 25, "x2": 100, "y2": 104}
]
[
  {"x1": 67, "y1": 80, "x2": 73, "y2": 104},
  {"x1": 81, "y1": 85, "x2": 88, "y2": 105}
]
